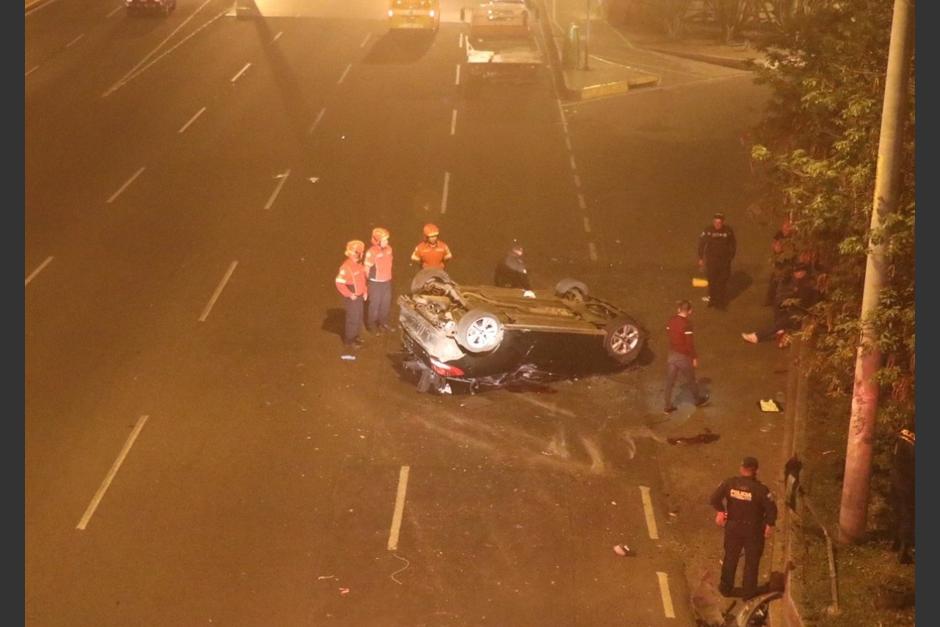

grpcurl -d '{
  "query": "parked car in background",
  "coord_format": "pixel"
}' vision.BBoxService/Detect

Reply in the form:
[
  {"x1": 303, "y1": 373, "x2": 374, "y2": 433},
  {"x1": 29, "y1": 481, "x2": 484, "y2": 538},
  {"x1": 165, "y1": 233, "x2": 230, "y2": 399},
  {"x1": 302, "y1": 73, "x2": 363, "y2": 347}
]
[
  {"x1": 388, "y1": 0, "x2": 441, "y2": 31},
  {"x1": 398, "y1": 269, "x2": 647, "y2": 393},
  {"x1": 126, "y1": 0, "x2": 176, "y2": 16}
]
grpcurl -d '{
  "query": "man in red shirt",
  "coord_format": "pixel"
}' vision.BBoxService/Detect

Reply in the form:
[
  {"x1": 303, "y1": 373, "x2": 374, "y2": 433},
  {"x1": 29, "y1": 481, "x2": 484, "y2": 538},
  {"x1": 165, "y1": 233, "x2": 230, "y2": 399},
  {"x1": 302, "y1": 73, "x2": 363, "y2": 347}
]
[
  {"x1": 335, "y1": 240, "x2": 368, "y2": 351},
  {"x1": 364, "y1": 227, "x2": 394, "y2": 333},
  {"x1": 664, "y1": 300, "x2": 710, "y2": 414},
  {"x1": 411, "y1": 223, "x2": 453, "y2": 269}
]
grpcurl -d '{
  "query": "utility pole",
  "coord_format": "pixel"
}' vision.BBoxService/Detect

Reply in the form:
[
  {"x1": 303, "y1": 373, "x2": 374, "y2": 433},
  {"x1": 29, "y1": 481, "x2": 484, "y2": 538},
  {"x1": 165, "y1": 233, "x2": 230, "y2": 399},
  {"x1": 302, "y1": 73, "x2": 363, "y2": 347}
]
[
  {"x1": 584, "y1": 0, "x2": 591, "y2": 69},
  {"x1": 837, "y1": 0, "x2": 913, "y2": 544}
]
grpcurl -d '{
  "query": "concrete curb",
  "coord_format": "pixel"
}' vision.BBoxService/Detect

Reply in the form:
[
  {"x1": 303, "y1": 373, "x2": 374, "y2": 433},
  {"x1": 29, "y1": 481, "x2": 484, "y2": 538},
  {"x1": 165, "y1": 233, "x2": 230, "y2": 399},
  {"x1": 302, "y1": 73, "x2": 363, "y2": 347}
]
[
  {"x1": 645, "y1": 47, "x2": 757, "y2": 71},
  {"x1": 569, "y1": 74, "x2": 659, "y2": 101}
]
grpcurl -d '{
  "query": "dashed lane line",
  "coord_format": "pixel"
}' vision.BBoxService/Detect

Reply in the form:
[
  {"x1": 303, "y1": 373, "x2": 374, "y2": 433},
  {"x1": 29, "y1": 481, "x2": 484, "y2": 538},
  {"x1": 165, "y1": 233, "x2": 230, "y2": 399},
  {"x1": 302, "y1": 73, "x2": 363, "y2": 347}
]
[
  {"x1": 102, "y1": 0, "x2": 217, "y2": 98},
  {"x1": 230, "y1": 62, "x2": 251, "y2": 83},
  {"x1": 337, "y1": 63, "x2": 352, "y2": 84},
  {"x1": 588, "y1": 242, "x2": 597, "y2": 261},
  {"x1": 387, "y1": 465, "x2": 411, "y2": 551},
  {"x1": 639, "y1": 485, "x2": 660, "y2": 539},
  {"x1": 450, "y1": 109, "x2": 458, "y2": 136},
  {"x1": 65, "y1": 33, "x2": 85, "y2": 48},
  {"x1": 25, "y1": 256, "x2": 54, "y2": 286},
  {"x1": 582, "y1": 217, "x2": 591, "y2": 233},
  {"x1": 106, "y1": 167, "x2": 146, "y2": 204},
  {"x1": 273, "y1": 31, "x2": 283, "y2": 42},
  {"x1": 454, "y1": 64, "x2": 461, "y2": 85},
  {"x1": 199, "y1": 261, "x2": 238, "y2": 322},
  {"x1": 656, "y1": 572, "x2": 677, "y2": 619},
  {"x1": 577, "y1": 193, "x2": 587, "y2": 210},
  {"x1": 178, "y1": 106, "x2": 206, "y2": 133},
  {"x1": 440, "y1": 172, "x2": 451, "y2": 214},
  {"x1": 308, "y1": 108, "x2": 326, "y2": 135},
  {"x1": 26, "y1": 66, "x2": 40, "y2": 77},
  {"x1": 106, "y1": 4, "x2": 122, "y2": 17},
  {"x1": 569, "y1": 155, "x2": 577, "y2": 171},
  {"x1": 76, "y1": 415, "x2": 149, "y2": 530},
  {"x1": 360, "y1": 32, "x2": 371, "y2": 48},
  {"x1": 263, "y1": 169, "x2": 291, "y2": 210},
  {"x1": 572, "y1": 174, "x2": 581, "y2": 188}
]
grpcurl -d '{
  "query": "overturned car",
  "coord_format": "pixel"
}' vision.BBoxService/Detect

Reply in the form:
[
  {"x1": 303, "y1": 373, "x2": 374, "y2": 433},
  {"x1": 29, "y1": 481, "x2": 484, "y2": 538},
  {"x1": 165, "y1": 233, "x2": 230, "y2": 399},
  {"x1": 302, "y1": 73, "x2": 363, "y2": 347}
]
[{"x1": 398, "y1": 269, "x2": 647, "y2": 393}]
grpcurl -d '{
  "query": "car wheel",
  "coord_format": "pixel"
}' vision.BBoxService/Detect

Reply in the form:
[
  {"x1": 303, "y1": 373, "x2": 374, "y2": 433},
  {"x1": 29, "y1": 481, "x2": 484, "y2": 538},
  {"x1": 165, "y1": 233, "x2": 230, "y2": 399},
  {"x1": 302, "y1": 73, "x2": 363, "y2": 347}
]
[
  {"x1": 455, "y1": 309, "x2": 504, "y2": 353},
  {"x1": 603, "y1": 316, "x2": 643, "y2": 365},
  {"x1": 410, "y1": 268, "x2": 453, "y2": 295},
  {"x1": 554, "y1": 278, "x2": 589, "y2": 302}
]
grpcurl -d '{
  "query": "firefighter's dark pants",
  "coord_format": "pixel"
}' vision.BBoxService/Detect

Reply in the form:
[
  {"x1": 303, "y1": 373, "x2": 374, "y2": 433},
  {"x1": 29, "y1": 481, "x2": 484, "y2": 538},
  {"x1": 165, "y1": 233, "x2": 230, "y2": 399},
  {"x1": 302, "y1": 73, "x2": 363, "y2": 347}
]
[
  {"x1": 344, "y1": 296, "x2": 364, "y2": 345},
  {"x1": 367, "y1": 280, "x2": 392, "y2": 328}
]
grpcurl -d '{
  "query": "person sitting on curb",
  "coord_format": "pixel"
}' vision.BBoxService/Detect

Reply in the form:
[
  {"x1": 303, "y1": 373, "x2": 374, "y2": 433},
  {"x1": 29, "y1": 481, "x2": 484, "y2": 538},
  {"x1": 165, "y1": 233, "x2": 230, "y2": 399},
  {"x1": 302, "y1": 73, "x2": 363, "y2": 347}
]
[{"x1": 742, "y1": 263, "x2": 819, "y2": 347}]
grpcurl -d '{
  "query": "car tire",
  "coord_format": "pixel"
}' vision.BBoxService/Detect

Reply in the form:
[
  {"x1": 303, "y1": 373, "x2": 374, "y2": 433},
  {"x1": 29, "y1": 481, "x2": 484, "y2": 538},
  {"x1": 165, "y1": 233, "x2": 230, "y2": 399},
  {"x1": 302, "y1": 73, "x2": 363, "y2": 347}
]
[
  {"x1": 603, "y1": 316, "x2": 643, "y2": 365},
  {"x1": 455, "y1": 308, "x2": 504, "y2": 353},
  {"x1": 410, "y1": 268, "x2": 453, "y2": 295},
  {"x1": 554, "y1": 278, "x2": 589, "y2": 301}
]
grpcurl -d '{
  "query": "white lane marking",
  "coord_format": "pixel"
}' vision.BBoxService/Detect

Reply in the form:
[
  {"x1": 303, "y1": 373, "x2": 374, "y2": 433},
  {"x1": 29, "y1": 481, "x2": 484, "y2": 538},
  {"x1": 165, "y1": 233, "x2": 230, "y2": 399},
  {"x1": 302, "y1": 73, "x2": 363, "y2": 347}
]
[
  {"x1": 577, "y1": 193, "x2": 587, "y2": 210},
  {"x1": 264, "y1": 169, "x2": 292, "y2": 210},
  {"x1": 588, "y1": 242, "x2": 598, "y2": 261},
  {"x1": 65, "y1": 33, "x2": 85, "y2": 48},
  {"x1": 178, "y1": 106, "x2": 207, "y2": 133},
  {"x1": 360, "y1": 32, "x2": 371, "y2": 48},
  {"x1": 387, "y1": 465, "x2": 411, "y2": 551},
  {"x1": 26, "y1": 0, "x2": 60, "y2": 17},
  {"x1": 25, "y1": 256, "x2": 55, "y2": 286},
  {"x1": 337, "y1": 63, "x2": 352, "y2": 84},
  {"x1": 458, "y1": 32, "x2": 463, "y2": 48},
  {"x1": 569, "y1": 155, "x2": 577, "y2": 171},
  {"x1": 102, "y1": 0, "x2": 217, "y2": 97},
  {"x1": 572, "y1": 174, "x2": 581, "y2": 188},
  {"x1": 582, "y1": 217, "x2": 591, "y2": 233},
  {"x1": 199, "y1": 261, "x2": 238, "y2": 322},
  {"x1": 230, "y1": 62, "x2": 251, "y2": 83},
  {"x1": 440, "y1": 172, "x2": 451, "y2": 214},
  {"x1": 106, "y1": 4, "x2": 123, "y2": 17},
  {"x1": 515, "y1": 394, "x2": 576, "y2": 418},
  {"x1": 639, "y1": 485, "x2": 660, "y2": 539},
  {"x1": 273, "y1": 31, "x2": 283, "y2": 42},
  {"x1": 556, "y1": 98, "x2": 567, "y2": 125},
  {"x1": 450, "y1": 109, "x2": 458, "y2": 136},
  {"x1": 454, "y1": 64, "x2": 461, "y2": 85},
  {"x1": 656, "y1": 572, "x2": 676, "y2": 618},
  {"x1": 564, "y1": 135, "x2": 572, "y2": 151},
  {"x1": 76, "y1": 415, "x2": 149, "y2": 530},
  {"x1": 308, "y1": 108, "x2": 326, "y2": 135},
  {"x1": 26, "y1": 66, "x2": 40, "y2": 77},
  {"x1": 106, "y1": 167, "x2": 146, "y2": 204}
]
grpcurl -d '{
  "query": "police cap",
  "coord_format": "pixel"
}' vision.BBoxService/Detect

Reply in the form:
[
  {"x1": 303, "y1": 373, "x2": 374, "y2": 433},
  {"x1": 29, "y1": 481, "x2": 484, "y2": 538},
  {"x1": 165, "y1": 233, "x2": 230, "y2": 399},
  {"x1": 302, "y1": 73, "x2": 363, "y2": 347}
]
[{"x1": 741, "y1": 456, "x2": 759, "y2": 470}]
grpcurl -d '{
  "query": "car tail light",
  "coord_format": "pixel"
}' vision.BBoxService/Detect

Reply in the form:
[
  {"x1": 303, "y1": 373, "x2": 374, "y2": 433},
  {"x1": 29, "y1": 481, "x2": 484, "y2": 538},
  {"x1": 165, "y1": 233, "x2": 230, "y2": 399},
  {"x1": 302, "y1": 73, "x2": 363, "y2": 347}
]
[{"x1": 429, "y1": 357, "x2": 463, "y2": 377}]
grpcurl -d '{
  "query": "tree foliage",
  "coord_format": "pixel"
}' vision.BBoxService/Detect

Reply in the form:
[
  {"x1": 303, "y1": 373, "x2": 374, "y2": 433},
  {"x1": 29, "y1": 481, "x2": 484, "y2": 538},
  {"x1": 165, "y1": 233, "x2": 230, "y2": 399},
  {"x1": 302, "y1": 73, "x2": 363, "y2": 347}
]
[{"x1": 751, "y1": 0, "x2": 915, "y2": 426}]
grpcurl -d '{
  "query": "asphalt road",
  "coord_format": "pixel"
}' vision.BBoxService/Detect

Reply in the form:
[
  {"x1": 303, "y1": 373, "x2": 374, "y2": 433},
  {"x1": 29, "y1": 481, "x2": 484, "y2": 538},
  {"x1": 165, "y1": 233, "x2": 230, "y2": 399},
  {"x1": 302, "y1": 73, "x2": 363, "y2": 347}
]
[{"x1": 26, "y1": 1, "x2": 769, "y2": 625}]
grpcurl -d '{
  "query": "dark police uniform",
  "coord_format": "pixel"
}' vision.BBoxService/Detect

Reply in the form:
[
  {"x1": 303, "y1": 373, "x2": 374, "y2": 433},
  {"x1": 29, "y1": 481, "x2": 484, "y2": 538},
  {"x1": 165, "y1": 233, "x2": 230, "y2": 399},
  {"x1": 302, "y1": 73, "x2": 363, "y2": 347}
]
[
  {"x1": 698, "y1": 216, "x2": 737, "y2": 308},
  {"x1": 494, "y1": 249, "x2": 531, "y2": 290},
  {"x1": 710, "y1": 461, "x2": 777, "y2": 599},
  {"x1": 891, "y1": 427, "x2": 915, "y2": 563}
]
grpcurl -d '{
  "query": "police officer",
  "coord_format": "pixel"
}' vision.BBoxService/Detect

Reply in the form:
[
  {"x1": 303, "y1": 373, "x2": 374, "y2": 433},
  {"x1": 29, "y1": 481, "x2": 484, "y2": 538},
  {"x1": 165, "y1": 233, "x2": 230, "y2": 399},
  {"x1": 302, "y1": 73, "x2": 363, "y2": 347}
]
[
  {"x1": 493, "y1": 241, "x2": 532, "y2": 291},
  {"x1": 890, "y1": 426, "x2": 915, "y2": 564},
  {"x1": 710, "y1": 456, "x2": 777, "y2": 599},
  {"x1": 334, "y1": 240, "x2": 368, "y2": 351},
  {"x1": 698, "y1": 212, "x2": 737, "y2": 309}
]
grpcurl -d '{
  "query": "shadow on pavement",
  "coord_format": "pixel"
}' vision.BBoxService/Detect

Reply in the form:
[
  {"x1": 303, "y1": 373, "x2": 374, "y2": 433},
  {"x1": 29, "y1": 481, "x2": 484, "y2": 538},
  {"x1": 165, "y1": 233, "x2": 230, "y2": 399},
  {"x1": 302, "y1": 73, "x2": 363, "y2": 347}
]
[{"x1": 363, "y1": 30, "x2": 435, "y2": 65}]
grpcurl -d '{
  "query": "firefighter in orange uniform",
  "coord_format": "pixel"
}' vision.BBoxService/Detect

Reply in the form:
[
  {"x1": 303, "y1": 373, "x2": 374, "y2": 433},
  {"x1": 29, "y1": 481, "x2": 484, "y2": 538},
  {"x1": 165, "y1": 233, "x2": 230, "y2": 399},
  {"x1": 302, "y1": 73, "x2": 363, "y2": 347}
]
[
  {"x1": 410, "y1": 223, "x2": 453, "y2": 269},
  {"x1": 364, "y1": 227, "x2": 394, "y2": 333},
  {"x1": 335, "y1": 240, "x2": 368, "y2": 350}
]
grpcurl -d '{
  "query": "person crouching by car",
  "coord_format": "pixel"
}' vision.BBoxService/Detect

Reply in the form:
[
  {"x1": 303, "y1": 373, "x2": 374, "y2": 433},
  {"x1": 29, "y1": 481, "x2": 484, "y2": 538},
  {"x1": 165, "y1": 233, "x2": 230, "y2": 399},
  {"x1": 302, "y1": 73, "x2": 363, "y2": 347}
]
[
  {"x1": 335, "y1": 240, "x2": 368, "y2": 351},
  {"x1": 741, "y1": 263, "x2": 818, "y2": 347},
  {"x1": 494, "y1": 241, "x2": 532, "y2": 291}
]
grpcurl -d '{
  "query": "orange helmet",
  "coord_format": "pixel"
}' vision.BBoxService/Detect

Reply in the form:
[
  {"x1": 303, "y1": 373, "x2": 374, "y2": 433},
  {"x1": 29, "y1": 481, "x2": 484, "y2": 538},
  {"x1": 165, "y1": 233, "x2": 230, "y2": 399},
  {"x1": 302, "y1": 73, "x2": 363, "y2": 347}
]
[
  {"x1": 372, "y1": 227, "x2": 390, "y2": 244},
  {"x1": 423, "y1": 223, "x2": 440, "y2": 238},
  {"x1": 345, "y1": 240, "x2": 365, "y2": 256}
]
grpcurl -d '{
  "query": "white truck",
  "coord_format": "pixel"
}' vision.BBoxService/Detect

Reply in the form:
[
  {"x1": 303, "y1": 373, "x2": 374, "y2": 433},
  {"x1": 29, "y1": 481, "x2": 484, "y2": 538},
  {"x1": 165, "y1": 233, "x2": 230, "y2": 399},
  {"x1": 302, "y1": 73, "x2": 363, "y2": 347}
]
[{"x1": 459, "y1": 1, "x2": 544, "y2": 86}]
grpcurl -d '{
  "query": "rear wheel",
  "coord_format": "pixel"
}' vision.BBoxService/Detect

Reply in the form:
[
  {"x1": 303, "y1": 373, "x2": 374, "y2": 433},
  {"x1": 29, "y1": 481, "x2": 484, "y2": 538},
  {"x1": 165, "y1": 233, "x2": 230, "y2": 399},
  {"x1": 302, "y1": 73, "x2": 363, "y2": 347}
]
[
  {"x1": 554, "y1": 278, "x2": 589, "y2": 302},
  {"x1": 455, "y1": 309, "x2": 504, "y2": 353},
  {"x1": 603, "y1": 316, "x2": 643, "y2": 365}
]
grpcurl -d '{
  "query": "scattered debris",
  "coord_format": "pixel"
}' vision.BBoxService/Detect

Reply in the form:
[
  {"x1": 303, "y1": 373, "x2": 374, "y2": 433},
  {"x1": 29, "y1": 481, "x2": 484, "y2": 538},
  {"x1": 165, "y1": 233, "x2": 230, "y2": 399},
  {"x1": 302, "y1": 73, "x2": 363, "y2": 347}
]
[
  {"x1": 667, "y1": 428, "x2": 720, "y2": 446},
  {"x1": 317, "y1": 575, "x2": 335, "y2": 581},
  {"x1": 390, "y1": 553, "x2": 411, "y2": 585},
  {"x1": 613, "y1": 544, "x2": 635, "y2": 557},
  {"x1": 338, "y1": 587, "x2": 350, "y2": 596},
  {"x1": 340, "y1": 354, "x2": 356, "y2": 361}
]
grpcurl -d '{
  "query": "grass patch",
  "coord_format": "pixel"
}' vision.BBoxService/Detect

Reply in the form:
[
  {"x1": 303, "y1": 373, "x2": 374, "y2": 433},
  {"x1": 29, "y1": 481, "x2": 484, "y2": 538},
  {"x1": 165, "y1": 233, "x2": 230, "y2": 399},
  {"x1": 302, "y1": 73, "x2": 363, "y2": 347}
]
[{"x1": 795, "y1": 388, "x2": 915, "y2": 625}]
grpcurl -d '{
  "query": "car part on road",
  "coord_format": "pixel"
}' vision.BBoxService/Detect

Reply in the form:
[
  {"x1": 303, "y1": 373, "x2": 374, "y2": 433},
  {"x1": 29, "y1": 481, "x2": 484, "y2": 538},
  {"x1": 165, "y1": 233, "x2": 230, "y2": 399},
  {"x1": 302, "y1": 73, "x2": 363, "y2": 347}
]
[{"x1": 554, "y1": 278, "x2": 589, "y2": 301}]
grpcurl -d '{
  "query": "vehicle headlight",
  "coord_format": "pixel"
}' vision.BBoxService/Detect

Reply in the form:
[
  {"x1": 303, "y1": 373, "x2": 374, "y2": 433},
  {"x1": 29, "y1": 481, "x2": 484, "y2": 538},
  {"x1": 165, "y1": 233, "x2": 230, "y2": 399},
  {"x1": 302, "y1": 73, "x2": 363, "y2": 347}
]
[
  {"x1": 387, "y1": 9, "x2": 394, "y2": 16},
  {"x1": 429, "y1": 9, "x2": 436, "y2": 17}
]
